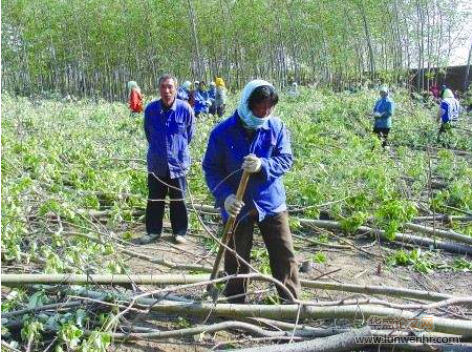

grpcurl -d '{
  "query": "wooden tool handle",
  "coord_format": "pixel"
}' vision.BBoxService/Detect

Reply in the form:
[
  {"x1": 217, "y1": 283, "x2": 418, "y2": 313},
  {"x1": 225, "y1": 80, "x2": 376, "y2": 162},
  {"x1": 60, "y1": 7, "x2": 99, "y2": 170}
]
[{"x1": 208, "y1": 171, "x2": 251, "y2": 282}]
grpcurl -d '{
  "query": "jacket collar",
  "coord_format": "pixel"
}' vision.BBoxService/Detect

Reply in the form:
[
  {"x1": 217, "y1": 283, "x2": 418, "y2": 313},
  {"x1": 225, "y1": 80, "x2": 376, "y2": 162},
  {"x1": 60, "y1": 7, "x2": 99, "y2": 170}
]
[{"x1": 159, "y1": 98, "x2": 177, "y2": 112}]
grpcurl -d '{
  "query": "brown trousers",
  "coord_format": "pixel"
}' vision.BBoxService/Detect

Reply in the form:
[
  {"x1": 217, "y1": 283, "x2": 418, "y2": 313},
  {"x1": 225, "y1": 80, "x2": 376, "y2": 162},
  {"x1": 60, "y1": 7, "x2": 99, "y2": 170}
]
[{"x1": 223, "y1": 211, "x2": 301, "y2": 303}]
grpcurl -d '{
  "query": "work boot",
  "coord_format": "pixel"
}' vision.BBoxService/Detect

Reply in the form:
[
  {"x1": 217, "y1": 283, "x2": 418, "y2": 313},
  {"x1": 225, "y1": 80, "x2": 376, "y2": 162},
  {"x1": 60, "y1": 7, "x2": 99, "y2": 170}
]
[
  {"x1": 139, "y1": 233, "x2": 161, "y2": 245},
  {"x1": 174, "y1": 235, "x2": 187, "y2": 245}
]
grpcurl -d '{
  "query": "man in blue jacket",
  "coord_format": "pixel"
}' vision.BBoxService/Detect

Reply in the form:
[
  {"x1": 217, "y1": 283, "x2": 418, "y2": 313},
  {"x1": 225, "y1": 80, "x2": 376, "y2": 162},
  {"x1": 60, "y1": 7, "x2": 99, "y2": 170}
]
[
  {"x1": 141, "y1": 74, "x2": 195, "y2": 245},
  {"x1": 203, "y1": 80, "x2": 300, "y2": 303},
  {"x1": 372, "y1": 86, "x2": 394, "y2": 148},
  {"x1": 194, "y1": 81, "x2": 211, "y2": 118}
]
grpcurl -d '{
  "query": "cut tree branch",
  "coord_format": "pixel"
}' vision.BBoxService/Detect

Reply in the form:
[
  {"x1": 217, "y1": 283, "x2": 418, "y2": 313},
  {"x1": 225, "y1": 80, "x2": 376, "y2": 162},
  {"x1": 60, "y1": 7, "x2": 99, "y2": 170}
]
[{"x1": 299, "y1": 219, "x2": 472, "y2": 254}]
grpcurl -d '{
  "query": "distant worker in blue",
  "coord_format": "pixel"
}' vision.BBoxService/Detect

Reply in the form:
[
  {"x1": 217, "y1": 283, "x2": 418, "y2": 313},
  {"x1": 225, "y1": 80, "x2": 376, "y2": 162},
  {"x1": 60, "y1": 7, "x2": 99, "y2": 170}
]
[
  {"x1": 372, "y1": 86, "x2": 394, "y2": 148},
  {"x1": 177, "y1": 81, "x2": 192, "y2": 104},
  {"x1": 194, "y1": 81, "x2": 211, "y2": 118},
  {"x1": 208, "y1": 81, "x2": 217, "y2": 116},
  {"x1": 437, "y1": 89, "x2": 459, "y2": 145},
  {"x1": 141, "y1": 74, "x2": 195, "y2": 245},
  {"x1": 202, "y1": 79, "x2": 301, "y2": 303}
]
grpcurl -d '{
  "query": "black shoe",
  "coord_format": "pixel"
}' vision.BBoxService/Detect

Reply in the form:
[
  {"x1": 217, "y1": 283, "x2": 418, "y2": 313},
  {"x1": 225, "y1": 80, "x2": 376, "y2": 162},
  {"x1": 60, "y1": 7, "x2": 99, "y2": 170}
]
[{"x1": 139, "y1": 233, "x2": 161, "y2": 244}]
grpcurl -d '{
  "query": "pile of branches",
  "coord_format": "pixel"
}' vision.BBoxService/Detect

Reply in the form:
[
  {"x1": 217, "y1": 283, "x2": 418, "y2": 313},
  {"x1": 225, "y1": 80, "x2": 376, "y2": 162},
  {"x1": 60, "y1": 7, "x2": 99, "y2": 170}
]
[{"x1": 2, "y1": 272, "x2": 472, "y2": 352}]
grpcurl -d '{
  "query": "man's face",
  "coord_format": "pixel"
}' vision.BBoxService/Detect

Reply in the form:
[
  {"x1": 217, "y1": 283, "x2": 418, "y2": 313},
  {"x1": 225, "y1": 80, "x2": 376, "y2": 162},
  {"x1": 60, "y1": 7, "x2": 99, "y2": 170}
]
[
  {"x1": 251, "y1": 99, "x2": 275, "y2": 118},
  {"x1": 159, "y1": 78, "x2": 176, "y2": 106},
  {"x1": 380, "y1": 91, "x2": 387, "y2": 99}
]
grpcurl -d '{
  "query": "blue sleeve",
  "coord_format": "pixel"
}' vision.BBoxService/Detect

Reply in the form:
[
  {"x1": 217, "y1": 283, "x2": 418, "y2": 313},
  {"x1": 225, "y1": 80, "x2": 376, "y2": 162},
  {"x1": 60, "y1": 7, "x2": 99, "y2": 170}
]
[
  {"x1": 187, "y1": 108, "x2": 195, "y2": 143},
  {"x1": 144, "y1": 107, "x2": 151, "y2": 143},
  {"x1": 259, "y1": 124, "x2": 293, "y2": 182},
  {"x1": 440, "y1": 101, "x2": 449, "y2": 120},
  {"x1": 385, "y1": 101, "x2": 393, "y2": 117},
  {"x1": 380, "y1": 101, "x2": 393, "y2": 118},
  {"x1": 202, "y1": 130, "x2": 234, "y2": 205},
  {"x1": 440, "y1": 101, "x2": 448, "y2": 112}
]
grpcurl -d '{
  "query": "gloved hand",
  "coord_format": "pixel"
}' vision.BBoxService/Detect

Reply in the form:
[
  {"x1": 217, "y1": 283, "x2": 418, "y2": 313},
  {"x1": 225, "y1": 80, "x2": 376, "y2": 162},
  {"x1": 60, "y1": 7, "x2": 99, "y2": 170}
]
[
  {"x1": 242, "y1": 154, "x2": 262, "y2": 173},
  {"x1": 373, "y1": 112, "x2": 382, "y2": 118},
  {"x1": 224, "y1": 194, "x2": 244, "y2": 217}
]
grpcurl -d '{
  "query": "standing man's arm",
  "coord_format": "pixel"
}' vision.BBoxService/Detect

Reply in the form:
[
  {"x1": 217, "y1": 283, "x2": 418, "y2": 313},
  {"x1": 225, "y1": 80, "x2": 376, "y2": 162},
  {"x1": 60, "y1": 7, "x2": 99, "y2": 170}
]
[
  {"x1": 144, "y1": 106, "x2": 151, "y2": 143},
  {"x1": 381, "y1": 101, "x2": 393, "y2": 119},
  {"x1": 373, "y1": 100, "x2": 378, "y2": 114},
  {"x1": 187, "y1": 108, "x2": 196, "y2": 143}
]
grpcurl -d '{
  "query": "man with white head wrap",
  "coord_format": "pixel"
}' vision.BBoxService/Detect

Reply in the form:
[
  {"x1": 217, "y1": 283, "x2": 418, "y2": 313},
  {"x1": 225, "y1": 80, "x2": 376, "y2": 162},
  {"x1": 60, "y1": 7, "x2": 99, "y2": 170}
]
[
  {"x1": 372, "y1": 86, "x2": 394, "y2": 148},
  {"x1": 203, "y1": 80, "x2": 301, "y2": 303}
]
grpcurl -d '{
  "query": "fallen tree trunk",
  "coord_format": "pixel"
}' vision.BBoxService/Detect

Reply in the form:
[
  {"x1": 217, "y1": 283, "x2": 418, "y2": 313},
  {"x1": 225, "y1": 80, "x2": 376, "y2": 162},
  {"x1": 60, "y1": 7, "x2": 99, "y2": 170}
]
[
  {"x1": 299, "y1": 219, "x2": 472, "y2": 254},
  {"x1": 144, "y1": 301, "x2": 472, "y2": 335},
  {"x1": 299, "y1": 280, "x2": 453, "y2": 302},
  {"x1": 412, "y1": 215, "x2": 472, "y2": 222},
  {"x1": 226, "y1": 327, "x2": 371, "y2": 352},
  {"x1": 0, "y1": 273, "x2": 209, "y2": 286},
  {"x1": 16, "y1": 289, "x2": 466, "y2": 336},
  {"x1": 247, "y1": 317, "x2": 471, "y2": 341},
  {"x1": 74, "y1": 289, "x2": 472, "y2": 341},
  {"x1": 1, "y1": 273, "x2": 456, "y2": 301},
  {"x1": 404, "y1": 223, "x2": 472, "y2": 246},
  {"x1": 109, "y1": 321, "x2": 303, "y2": 341},
  {"x1": 73, "y1": 290, "x2": 472, "y2": 336}
]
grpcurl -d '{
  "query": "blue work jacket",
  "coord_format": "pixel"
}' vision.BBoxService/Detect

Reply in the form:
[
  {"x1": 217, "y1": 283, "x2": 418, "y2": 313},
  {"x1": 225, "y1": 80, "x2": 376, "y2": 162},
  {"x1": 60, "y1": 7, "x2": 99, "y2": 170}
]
[
  {"x1": 195, "y1": 89, "x2": 209, "y2": 114},
  {"x1": 144, "y1": 99, "x2": 195, "y2": 178},
  {"x1": 202, "y1": 111, "x2": 293, "y2": 222},
  {"x1": 373, "y1": 97, "x2": 394, "y2": 129}
]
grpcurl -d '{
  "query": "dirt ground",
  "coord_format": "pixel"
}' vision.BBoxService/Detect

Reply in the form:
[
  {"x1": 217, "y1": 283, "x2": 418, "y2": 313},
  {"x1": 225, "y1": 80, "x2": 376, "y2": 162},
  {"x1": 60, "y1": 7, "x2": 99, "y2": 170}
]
[{"x1": 112, "y1": 216, "x2": 472, "y2": 352}]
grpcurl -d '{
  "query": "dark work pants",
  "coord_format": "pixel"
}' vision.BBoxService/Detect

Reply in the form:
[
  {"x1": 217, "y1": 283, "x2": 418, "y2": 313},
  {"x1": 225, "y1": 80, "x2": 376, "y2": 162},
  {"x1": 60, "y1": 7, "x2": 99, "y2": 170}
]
[
  {"x1": 373, "y1": 127, "x2": 390, "y2": 147},
  {"x1": 209, "y1": 103, "x2": 217, "y2": 115},
  {"x1": 145, "y1": 172, "x2": 188, "y2": 237},
  {"x1": 216, "y1": 104, "x2": 226, "y2": 118},
  {"x1": 223, "y1": 211, "x2": 301, "y2": 303},
  {"x1": 437, "y1": 122, "x2": 452, "y2": 144}
]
